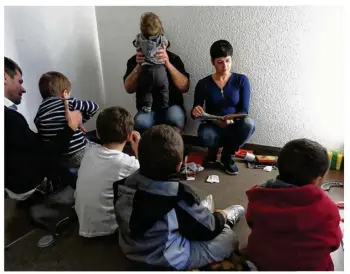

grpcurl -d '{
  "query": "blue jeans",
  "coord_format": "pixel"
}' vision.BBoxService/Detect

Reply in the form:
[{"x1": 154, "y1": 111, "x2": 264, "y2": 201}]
[
  {"x1": 134, "y1": 105, "x2": 186, "y2": 134},
  {"x1": 198, "y1": 117, "x2": 255, "y2": 161}
]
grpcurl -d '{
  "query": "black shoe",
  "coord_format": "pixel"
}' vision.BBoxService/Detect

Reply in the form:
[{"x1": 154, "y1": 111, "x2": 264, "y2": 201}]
[{"x1": 220, "y1": 156, "x2": 239, "y2": 175}]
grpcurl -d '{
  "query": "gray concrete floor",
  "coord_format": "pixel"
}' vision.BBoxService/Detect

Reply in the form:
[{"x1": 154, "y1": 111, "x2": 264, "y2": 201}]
[{"x1": 4, "y1": 160, "x2": 344, "y2": 271}]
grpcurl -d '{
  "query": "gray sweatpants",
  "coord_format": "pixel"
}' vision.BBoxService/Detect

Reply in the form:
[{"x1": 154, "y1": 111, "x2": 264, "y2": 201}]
[
  {"x1": 185, "y1": 224, "x2": 238, "y2": 269},
  {"x1": 136, "y1": 64, "x2": 169, "y2": 111}
]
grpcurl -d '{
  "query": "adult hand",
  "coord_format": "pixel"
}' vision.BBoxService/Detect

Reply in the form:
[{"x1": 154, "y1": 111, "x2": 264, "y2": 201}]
[
  {"x1": 192, "y1": 105, "x2": 205, "y2": 118},
  {"x1": 136, "y1": 48, "x2": 145, "y2": 64},
  {"x1": 156, "y1": 44, "x2": 170, "y2": 67},
  {"x1": 130, "y1": 130, "x2": 141, "y2": 156},
  {"x1": 64, "y1": 100, "x2": 82, "y2": 130},
  {"x1": 215, "y1": 119, "x2": 234, "y2": 128}
]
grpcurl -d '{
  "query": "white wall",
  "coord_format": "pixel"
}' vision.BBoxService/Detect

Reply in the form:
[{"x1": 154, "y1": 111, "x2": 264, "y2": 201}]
[
  {"x1": 4, "y1": 6, "x2": 105, "y2": 131},
  {"x1": 95, "y1": 6, "x2": 344, "y2": 152}
]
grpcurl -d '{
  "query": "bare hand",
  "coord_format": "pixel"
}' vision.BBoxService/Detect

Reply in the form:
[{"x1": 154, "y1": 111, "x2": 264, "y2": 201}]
[
  {"x1": 155, "y1": 44, "x2": 169, "y2": 67},
  {"x1": 80, "y1": 125, "x2": 87, "y2": 134},
  {"x1": 130, "y1": 130, "x2": 141, "y2": 156},
  {"x1": 64, "y1": 100, "x2": 82, "y2": 130},
  {"x1": 136, "y1": 48, "x2": 145, "y2": 64},
  {"x1": 192, "y1": 105, "x2": 205, "y2": 118}
]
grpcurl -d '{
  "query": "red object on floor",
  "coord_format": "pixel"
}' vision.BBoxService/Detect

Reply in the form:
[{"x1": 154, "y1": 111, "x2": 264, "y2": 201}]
[
  {"x1": 186, "y1": 152, "x2": 205, "y2": 166},
  {"x1": 336, "y1": 202, "x2": 344, "y2": 209},
  {"x1": 341, "y1": 218, "x2": 344, "y2": 222},
  {"x1": 235, "y1": 149, "x2": 253, "y2": 158}
]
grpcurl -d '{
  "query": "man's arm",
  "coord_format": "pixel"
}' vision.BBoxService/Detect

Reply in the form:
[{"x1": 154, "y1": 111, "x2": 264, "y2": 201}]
[
  {"x1": 124, "y1": 52, "x2": 144, "y2": 94},
  {"x1": 42, "y1": 100, "x2": 82, "y2": 159},
  {"x1": 6, "y1": 108, "x2": 76, "y2": 166},
  {"x1": 166, "y1": 62, "x2": 189, "y2": 93},
  {"x1": 156, "y1": 45, "x2": 190, "y2": 93}
]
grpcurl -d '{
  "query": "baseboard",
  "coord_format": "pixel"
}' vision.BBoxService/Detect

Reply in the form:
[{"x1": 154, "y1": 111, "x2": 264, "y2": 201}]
[{"x1": 182, "y1": 134, "x2": 281, "y2": 156}]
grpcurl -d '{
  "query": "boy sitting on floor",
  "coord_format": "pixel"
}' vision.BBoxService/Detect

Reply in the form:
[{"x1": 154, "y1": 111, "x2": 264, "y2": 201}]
[
  {"x1": 114, "y1": 125, "x2": 245, "y2": 270},
  {"x1": 75, "y1": 106, "x2": 140, "y2": 237},
  {"x1": 245, "y1": 138, "x2": 342, "y2": 271}
]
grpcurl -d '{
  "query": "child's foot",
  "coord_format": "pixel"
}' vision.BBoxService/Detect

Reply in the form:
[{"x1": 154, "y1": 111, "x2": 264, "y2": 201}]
[
  {"x1": 200, "y1": 194, "x2": 215, "y2": 213},
  {"x1": 224, "y1": 205, "x2": 245, "y2": 226},
  {"x1": 142, "y1": 106, "x2": 152, "y2": 112},
  {"x1": 220, "y1": 156, "x2": 239, "y2": 175}
]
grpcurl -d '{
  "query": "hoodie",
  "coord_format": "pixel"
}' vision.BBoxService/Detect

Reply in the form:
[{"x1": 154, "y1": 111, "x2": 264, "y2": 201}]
[
  {"x1": 133, "y1": 33, "x2": 169, "y2": 65},
  {"x1": 246, "y1": 178, "x2": 342, "y2": 271}
]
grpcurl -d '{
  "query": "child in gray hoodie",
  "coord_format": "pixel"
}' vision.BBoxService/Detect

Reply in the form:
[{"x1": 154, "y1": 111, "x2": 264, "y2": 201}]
[{"x1": 133, "y1": 12, "x2": 169, "y2": 112}]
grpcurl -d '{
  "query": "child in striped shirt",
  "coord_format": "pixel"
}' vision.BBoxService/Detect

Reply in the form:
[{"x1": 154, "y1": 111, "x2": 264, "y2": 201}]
[{"x1": 34, "y1": 71, "x2": 99, "y2": 168}]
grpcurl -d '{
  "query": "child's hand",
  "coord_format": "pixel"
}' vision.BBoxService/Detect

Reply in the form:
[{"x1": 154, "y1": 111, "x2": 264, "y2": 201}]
[
  {"x1": 130, "y1": 130, "x2": 141, "y2": 158},
  {"x1": 80, "y1": 125, "x2": 87, "y2": 134}
]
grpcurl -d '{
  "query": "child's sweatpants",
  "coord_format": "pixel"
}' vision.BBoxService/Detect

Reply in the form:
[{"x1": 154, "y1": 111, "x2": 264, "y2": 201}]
[
  {"x1": 185, "y1": 224, "x2": 238, "y2": 269},
  {"x1": 136, "y1": 64, "x2": 169, "y2": 111}
]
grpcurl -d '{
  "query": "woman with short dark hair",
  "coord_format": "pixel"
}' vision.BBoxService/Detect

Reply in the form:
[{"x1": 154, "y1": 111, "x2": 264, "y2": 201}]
[{"x1": 191, "y1": 40, "x2": 255, "y2": 175}]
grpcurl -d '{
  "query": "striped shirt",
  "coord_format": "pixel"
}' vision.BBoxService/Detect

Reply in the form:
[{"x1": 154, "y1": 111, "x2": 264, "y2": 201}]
[{"x1": 34, "y1": 97, "x2": 99, "y2": 155}]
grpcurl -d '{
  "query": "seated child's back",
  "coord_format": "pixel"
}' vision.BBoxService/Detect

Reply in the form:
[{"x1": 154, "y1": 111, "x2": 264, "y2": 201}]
[
  {"x1": 75, "y1": 106, "x2": 140, "y2": 237},
  {"x1": 34, "y1": 71, "x2": 99, "y2": 168},
  {"x1": 246, "y1": 138, "x2": 342, "y2": 271}
]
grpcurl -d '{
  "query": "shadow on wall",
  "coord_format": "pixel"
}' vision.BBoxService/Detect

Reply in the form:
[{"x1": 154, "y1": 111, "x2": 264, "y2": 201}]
[{"x1": 5, "y1": 6, "x2": 105, "y2": 132}]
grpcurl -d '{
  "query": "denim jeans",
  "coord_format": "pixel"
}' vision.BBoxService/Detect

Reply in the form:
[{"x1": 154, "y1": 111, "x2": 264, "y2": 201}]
[
  {"x1": 134, "y1": 105, "x2": 186, "y2": 134},
  {"x1": 197, "y1": 117, "x2": 255, "y2": 160}
]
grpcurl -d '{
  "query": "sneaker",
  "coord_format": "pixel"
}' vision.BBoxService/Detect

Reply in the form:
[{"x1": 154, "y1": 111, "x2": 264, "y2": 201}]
[
  {"x1": 142, "y1": 106, "x2": 152, "y2": 112},
  {"x1": 220, "y1": 157, "x2": 239, "y2": 175},
  {"x1": 200, "y1": 194, "x2": 215, "y2": 213},
  {"x1": 223, "y1": 205, "x2": 245, "y2": 226}
]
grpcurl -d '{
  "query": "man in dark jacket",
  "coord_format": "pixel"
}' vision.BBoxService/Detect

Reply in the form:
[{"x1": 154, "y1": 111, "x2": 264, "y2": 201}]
[
  {"x1": 246, "y1": 138, "x2": 342, "y2": 271},
  {"x1": 4, "y1": 57, "x2": 82, "y2": 200}
]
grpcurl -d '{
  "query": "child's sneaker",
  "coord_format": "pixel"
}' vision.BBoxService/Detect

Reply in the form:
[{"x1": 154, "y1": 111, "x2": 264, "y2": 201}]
[
  {"x1": 200, "y1": 194, "x2": 215, "y2": 213},
  {"x1": 142, "y1": 106, "x2": 152, "y2": 112},
  {"x1": 223, "y1": 205, "x2": 245, "y2": 226}
]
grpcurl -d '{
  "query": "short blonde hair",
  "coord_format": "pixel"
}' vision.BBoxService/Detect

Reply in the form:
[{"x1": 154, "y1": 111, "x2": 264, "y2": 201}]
[
  {"x1": 38, "y1": 71, "x2": 71, "y2": 99},
  {"x1": 140, "y1": 12, "x2": 164, "y2": 37}
]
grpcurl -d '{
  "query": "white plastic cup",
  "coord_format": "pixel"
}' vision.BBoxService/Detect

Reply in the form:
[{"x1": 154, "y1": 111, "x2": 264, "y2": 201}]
[{"x1": 244, "y1": 152, "x2": 256, "y2": 162}]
